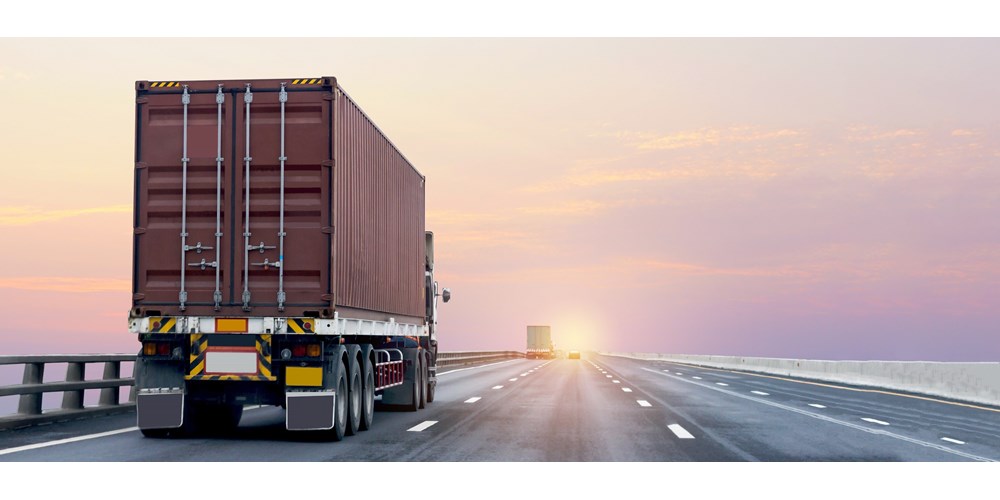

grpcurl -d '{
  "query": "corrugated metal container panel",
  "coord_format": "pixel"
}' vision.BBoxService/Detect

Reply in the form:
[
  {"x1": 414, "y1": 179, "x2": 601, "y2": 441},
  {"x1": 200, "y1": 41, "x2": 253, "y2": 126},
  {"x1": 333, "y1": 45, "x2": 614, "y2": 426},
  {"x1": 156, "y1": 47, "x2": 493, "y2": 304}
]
[
  {"x1": 132, "y1": 77, "x2": 424, "y2": 321},
  {"x1": 334, "y1": 89, "x2": 425, "y2": 318}
]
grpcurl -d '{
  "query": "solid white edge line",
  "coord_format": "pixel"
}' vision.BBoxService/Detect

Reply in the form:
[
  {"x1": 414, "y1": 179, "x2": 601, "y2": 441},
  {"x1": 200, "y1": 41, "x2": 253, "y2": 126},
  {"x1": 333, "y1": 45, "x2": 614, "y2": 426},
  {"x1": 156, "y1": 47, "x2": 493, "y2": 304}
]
[
  {"x1": 437, "y1": 359, "x2": 519, "y2": 376},
  {"x1": 0, "y1": 427, "x2": 138, "y2": 456},
  {"x1": 407, "y1": 420, "x2": 438, "y2": 432},
  {"x1": 862, "y1": 417, "x2": 891, "y2": 426},
  {"x1": 640, "y1": 366, "x2": 996, "y2": 462},
  {"x1": 464, "y1": 397, "x2": 482, "y2": 404},
  {"x1": 941, "y1": 437, "x2": 966, "y2": 445},
  {"x1": 668, "y1": 424, "x2": 695, "y2": 439}
]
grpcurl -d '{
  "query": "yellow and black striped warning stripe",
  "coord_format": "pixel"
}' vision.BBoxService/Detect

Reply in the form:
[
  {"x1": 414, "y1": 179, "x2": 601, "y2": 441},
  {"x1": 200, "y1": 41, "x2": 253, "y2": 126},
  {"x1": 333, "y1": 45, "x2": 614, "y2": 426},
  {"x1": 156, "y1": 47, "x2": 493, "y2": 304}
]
[
  {"x1": 150, "y1": 81, "x2": 181, "y2": 88},
  {"x1": 148, "y1": 317, "x2": 176, "y2": 334},
  {"x1": 287, "y1": 318, "x2": 315, "y2": 333},
  {"x1": 291, "y1": 78, "x2": 321, "y2": 85},
  {"x1": 185, "y1": 334, "x2": 277, "y2": 382}
]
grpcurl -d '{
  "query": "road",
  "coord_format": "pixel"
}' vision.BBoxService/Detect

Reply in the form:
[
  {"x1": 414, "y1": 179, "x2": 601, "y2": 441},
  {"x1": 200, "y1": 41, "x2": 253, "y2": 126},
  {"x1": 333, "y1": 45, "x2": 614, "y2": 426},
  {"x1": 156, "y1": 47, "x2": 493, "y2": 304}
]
[{"x1": 1, "y1": 354, "x2": 998, "y2": 461}]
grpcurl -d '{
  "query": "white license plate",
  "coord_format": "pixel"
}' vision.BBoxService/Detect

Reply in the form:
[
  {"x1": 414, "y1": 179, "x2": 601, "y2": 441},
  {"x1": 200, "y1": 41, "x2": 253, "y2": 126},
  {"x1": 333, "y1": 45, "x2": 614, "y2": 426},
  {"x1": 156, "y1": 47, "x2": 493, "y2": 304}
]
[{"x1": 206, "y1": 352, "x2": 257, "y2": 374}]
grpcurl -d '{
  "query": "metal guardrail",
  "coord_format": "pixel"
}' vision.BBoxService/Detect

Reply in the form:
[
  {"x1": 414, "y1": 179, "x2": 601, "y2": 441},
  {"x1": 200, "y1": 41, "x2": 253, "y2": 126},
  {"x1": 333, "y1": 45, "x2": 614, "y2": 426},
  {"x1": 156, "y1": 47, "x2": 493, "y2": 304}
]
[
  {"x1": 0, "y1": 354, "x2": 137, "y2": 431},
  {"x1": 437, "y1": 351, "x2": 524, "y2": 367},
  {"x1": 0, "y1": 350, "x2": 524, "y2": 431}
]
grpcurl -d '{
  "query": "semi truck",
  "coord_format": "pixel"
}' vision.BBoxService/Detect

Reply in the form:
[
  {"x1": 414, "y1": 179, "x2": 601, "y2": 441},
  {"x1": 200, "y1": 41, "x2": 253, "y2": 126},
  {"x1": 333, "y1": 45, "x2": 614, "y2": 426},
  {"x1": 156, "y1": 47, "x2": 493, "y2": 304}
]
[
  {"x1": 525, "y1": 325, "x2": 554, "y2": 359},
  {"x1": 129, "y1": 77, "x2": 449, "y2": 440}
]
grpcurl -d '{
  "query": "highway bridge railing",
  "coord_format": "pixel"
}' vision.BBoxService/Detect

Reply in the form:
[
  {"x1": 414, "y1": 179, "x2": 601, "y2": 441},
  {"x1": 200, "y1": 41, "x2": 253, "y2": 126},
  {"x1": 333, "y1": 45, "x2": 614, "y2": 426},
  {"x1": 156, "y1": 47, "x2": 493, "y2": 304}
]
[
  {"x1": 0, "y1": 350, "x2": 524, "y2": 431},
  {"x1": 437, "y1": 351, "x2": 524, "y2": 367},
  {"x1": 0, "y1": 354, "x2": 137, "y2": 431}
]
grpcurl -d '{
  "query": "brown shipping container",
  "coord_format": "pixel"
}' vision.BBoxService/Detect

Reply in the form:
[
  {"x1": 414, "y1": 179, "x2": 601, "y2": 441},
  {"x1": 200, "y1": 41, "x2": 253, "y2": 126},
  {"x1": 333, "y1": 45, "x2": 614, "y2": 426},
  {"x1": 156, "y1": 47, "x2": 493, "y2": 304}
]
[{"x1": 132, "y1": 77, "x2": 425, "y2": 322}]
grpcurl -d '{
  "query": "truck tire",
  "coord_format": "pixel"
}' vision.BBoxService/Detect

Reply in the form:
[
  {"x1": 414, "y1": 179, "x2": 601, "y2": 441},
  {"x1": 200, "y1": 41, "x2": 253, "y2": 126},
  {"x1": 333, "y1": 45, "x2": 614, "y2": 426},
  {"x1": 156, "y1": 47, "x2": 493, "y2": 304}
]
[
  {"x1": 360, "y1": 354, "x2": 375, "y2": 431},
  {"x1": 418, "y1": 356, "x2": 427, "y2": 409},
  {"x1": 329, "y1": 362, "x2": 348, "y2": 441},
  {"x1": 408, "y1": 357, "x2": 422, "y2": 412},
  {"x1": 346, "y1": 357, "x2": 362, "y2": 436}
]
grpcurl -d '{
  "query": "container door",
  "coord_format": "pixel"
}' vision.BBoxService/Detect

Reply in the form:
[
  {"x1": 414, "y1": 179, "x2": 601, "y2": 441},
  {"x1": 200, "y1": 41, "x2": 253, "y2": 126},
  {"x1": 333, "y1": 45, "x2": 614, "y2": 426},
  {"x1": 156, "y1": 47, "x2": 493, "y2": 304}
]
[
  {"x1": 134, "y1": 85, "x2": 234, "y2": 315},
  {"x1": 231, "y1": 83, "x2": 332, "y2": 316}
]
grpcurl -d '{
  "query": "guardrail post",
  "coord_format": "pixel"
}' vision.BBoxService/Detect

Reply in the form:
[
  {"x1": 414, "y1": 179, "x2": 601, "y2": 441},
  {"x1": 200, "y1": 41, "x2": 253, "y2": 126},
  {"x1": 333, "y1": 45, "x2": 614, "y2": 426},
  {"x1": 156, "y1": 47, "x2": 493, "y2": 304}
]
[
  {"x1": 17, "y1": 362, "x2": 45, "y2": 415},
  {"x1": 61, "y1": 362, "x2": 85, "y2": 410},
  {"x1": 99, "y1": 361, "x2": 121, "y2": 406}
]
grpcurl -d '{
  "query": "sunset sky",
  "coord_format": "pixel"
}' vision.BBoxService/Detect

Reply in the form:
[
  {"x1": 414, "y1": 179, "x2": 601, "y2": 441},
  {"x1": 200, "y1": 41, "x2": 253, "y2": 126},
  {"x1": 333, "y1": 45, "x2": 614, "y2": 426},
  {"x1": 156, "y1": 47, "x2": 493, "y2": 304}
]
[{"x1": 1, "y1": 38, "x2": 998, "y2": 360}]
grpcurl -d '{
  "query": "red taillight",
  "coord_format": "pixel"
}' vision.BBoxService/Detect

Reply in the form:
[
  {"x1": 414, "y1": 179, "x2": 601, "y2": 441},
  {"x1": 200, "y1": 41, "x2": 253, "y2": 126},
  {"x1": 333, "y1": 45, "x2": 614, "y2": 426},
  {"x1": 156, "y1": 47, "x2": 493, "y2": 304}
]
[
  {"x1": 292, "y1": 344, "x2": 306, "y2": 357},
  {"x1": 157, "y1": 343, "x2": 170, "y2": 356}
]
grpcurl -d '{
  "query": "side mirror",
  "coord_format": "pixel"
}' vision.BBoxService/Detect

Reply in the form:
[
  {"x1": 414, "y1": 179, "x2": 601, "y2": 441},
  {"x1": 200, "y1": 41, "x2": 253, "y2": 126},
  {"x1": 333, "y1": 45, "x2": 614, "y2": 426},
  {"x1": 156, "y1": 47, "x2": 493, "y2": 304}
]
[{"x1": 442, "y1": 288, "x2": 451, "y2": 303}]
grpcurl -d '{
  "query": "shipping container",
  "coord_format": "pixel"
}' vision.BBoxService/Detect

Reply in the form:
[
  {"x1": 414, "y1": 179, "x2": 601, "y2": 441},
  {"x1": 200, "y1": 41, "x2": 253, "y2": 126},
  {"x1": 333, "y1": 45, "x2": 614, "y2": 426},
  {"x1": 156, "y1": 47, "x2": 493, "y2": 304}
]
[
  {"x1": 526, "y1": 325, "x2": 553, "y2": 359},
  {"x1": 131, "y1": 77, "x2": 424, "y2": 322}
]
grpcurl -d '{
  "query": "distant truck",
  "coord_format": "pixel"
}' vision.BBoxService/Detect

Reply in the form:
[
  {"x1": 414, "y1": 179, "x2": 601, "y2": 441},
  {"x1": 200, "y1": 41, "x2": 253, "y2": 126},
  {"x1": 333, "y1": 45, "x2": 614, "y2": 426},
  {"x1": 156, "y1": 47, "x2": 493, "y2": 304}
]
[
  {"x1": 525, "y1": 325, "x2": 554, "y2": 359},
  {"x1": 129, "y1": 77, "x2": 449, "y2": 440}
]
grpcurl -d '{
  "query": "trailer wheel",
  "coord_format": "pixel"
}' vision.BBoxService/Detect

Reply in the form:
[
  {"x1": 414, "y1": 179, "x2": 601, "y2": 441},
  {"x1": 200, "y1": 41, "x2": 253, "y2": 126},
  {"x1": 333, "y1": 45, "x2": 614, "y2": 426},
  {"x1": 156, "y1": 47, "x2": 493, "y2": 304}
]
[
  {"x1": 346, "y1": 357, "x2": 362, "y2": 436},
  {"x1": 408, "y1": 356, "x2": 422, "y2": 412},
  {"x1": 329, "y1": 362, "x2": 348, "y2": 441},
  {"x1": 360, "y1": 354, "x2": 375, "y2": 431},
  {"x1": 418, "y1": 356, "x2": 427, "y2": 409}
]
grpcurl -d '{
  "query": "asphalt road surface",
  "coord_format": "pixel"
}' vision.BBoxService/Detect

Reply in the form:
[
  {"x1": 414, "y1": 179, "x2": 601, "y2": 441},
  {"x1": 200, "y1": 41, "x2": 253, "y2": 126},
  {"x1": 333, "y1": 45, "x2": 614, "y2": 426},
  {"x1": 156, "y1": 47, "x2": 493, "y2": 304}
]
[{"x1": 1, "y1": 354, "x2": 998, "y2": 461}]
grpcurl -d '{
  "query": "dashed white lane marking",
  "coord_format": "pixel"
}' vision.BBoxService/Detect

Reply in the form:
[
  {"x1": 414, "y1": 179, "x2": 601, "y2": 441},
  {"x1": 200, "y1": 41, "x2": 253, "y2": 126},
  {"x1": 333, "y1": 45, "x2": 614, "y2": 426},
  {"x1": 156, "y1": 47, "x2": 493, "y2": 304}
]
[
  {"x1": 692, "y1": 376, "x2": 702, "y2": 380},
  {"x1": 861, "y1": 418, "x2": 891, "y2": 426},
  {"x1": 521, "y1": 373, "x2": 528, "y2": 376},
  {"x1": 637, "y1": 400, "x2": 652, "y2": 407},
  {"x1": 509, "y1": 378, "x2": 518, "y2": 382},
  {"x1": 668, "y1": 424, "x2": 695, "y2": 439},
  {"x1": 492, "y1": 385, "x2": 503, "y2": 390},
  {"x1": 464, "y1": 397, "x2": 481, "y2": 404},
  {"x1": 640, "y1": 367, "x2": 994, "y2": 462},
  {"x1": 606, "y1": 375, "x2": 612, "y2": 378},
  {"x1": 675, "y1": 373, "x2": 683, "y2": 376},
  {"x1": 715, "y1": 382, "x2": 729, "y2": 386},
  {"x1": 613, "y1": 380, "x2": 620, "y2": 384},
  {"x1": 622, "y1": 388, "x2": 632, "y2": 392},
  {"x1": 662, "y1": 369, "x2": 670, "y2": 372},
  {"x1": 809, "y1": 404, "x2": 827, "y2": 409},
  {"x1": 941, "y1": 437, "x2": 966, "y2": 445},
  {"x1": 751, "y1": 391, "x2": 770, "y2": 396},
  {"x1": 407, "y1": 420, "x2": 438, "y2": 432},
  {"x1": 0, "y1": 427, "x2": 138, "y2": 456}
]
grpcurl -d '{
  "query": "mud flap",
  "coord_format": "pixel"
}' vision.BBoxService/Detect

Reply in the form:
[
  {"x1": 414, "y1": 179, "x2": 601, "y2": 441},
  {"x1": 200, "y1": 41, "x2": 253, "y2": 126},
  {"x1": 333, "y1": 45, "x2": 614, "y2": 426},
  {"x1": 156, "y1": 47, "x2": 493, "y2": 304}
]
[
  {"x1": 285, "y1": 392, "x2": 336, "y2": 430},
  {"x1": 137, "y1": 390, "x2": 185, "y2": 429}
]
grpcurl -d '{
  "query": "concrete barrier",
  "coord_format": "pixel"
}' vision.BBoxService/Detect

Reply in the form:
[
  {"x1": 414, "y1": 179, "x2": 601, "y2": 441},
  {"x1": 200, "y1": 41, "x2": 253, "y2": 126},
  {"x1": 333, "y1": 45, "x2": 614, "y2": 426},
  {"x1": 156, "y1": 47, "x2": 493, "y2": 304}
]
[{"x1": 600, "y1": 352, "x2": 1000, "y2": 407}]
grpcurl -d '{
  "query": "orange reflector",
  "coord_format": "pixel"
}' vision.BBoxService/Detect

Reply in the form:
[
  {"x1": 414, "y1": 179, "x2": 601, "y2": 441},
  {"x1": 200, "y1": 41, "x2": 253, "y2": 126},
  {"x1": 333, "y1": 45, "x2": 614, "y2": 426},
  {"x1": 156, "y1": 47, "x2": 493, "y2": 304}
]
[
  {"x1": 143, "y1": 342, "x2": 156, "y2": 356},
  {"x1": 306, "y1": 344, "x2": 321, "y2": 357},
  {"x1": 215, "y1": 318, "x2": 249, "y2": 333}
]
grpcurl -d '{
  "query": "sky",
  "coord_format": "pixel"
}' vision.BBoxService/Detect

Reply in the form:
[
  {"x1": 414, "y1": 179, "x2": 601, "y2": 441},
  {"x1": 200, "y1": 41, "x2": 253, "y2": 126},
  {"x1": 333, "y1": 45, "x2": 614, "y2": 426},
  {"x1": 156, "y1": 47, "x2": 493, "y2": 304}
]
[{"x1": 0, "y1": 38, "x2": 998, "y2": 360}]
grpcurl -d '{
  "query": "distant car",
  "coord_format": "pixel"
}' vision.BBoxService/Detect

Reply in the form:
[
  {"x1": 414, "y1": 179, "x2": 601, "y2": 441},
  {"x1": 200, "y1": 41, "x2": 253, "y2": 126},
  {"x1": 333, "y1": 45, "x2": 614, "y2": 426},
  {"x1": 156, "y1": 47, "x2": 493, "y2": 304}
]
[{"x1": 568, "y1": 350, "x2": 581, "y2": 359}]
